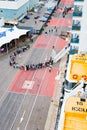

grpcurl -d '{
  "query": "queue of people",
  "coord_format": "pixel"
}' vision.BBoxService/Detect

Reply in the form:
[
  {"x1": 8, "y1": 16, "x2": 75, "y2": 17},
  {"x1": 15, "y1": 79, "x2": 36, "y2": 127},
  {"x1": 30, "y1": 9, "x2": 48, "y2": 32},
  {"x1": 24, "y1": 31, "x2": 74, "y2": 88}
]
[
  {"x1": 9, "y1": 54, "x2": 54, "y2": 72},
  {"x1": 21, "y1": 57, "x2": 54, "y2": 71},
  {"x1": 9, "y1": 45, "x2": 30, "y2": 66}
]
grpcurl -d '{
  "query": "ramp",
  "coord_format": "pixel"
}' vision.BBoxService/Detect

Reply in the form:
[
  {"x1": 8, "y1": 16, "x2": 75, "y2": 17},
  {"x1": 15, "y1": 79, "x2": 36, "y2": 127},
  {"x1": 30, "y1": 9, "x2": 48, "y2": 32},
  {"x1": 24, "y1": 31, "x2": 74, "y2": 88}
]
[{"x1": 53, "y1": 45, "x2": 70, "y2": 63}]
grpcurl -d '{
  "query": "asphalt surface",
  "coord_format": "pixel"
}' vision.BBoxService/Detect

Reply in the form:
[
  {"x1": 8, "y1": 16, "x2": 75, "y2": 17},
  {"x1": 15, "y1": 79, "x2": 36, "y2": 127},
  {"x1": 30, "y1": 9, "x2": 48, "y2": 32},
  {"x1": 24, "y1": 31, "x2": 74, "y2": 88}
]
[
  {"x1": 0, "y1": 46, "x2": 51, "y2": 130},
  {"x1": 0, "y1": 1, "x2": 73, "y2": 130},
  {"x1": 18, "y1": 1, "x2": 57, "y2": 31}
]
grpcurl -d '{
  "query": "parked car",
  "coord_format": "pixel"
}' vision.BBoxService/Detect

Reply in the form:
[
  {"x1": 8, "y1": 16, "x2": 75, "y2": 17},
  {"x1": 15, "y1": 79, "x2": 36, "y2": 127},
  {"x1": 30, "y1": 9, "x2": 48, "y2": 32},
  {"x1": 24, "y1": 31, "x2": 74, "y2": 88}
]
[
  {"x1": 19, "y1": 19, "x2": 25, "y2": 23},
  {"x1": 34, "y1": 15, "x2": 39, "y2": 19},
  {"x1": 24, "y1": 15, "x2": 30, "y2": 19}
]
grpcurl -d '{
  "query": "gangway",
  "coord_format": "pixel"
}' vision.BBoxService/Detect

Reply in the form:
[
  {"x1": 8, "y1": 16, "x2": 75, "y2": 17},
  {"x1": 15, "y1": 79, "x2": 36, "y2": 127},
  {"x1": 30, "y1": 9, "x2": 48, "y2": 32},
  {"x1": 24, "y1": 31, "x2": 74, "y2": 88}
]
[{"x1": 53, "y1": 45, "x2": 70, "y2": 63}]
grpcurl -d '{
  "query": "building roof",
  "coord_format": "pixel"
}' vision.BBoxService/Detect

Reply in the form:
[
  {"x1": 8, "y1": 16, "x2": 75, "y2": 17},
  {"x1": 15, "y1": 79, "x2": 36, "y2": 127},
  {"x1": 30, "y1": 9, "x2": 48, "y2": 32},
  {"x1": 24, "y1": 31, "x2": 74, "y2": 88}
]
[{"x1": 0, "y1": 26, "x2": 29, "y2": 47}]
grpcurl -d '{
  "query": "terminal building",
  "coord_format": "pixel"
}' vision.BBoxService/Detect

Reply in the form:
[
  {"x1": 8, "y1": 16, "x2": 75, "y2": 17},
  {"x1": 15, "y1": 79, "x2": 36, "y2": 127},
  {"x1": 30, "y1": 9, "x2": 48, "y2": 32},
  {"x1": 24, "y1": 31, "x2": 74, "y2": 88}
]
[{"x1": 0, "y1": 0, "x2": 39, "y2": 25}]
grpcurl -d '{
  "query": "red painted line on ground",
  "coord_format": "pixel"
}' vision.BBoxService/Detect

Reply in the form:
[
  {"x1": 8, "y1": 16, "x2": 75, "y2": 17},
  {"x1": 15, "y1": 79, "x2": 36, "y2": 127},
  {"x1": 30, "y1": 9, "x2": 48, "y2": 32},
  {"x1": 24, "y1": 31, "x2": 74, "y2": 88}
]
[
  {"x1": 47, "y1": 18, "x2": 72, "y2": 27},
  {"x1": 9, "y1": 70, "x2": 35, "y2": 93},
  {"x1": 34, "y1": 34, "x2": 50, "y2": 49},
  {"x1": 39, "y1": 68, "x2": 58, "y2": 96},
  {"x1": 34, "y1": 34, "x2": 68, "y2": 50},
  {"x1": 61, "y1": 0, "x2": 74, "y2": 4},
  {"x1": 55, "y1": 37, "x2": 68, "y2": 50},
  {"x1": 8, "y1": 68, "x2": 58, "y2": 97}
]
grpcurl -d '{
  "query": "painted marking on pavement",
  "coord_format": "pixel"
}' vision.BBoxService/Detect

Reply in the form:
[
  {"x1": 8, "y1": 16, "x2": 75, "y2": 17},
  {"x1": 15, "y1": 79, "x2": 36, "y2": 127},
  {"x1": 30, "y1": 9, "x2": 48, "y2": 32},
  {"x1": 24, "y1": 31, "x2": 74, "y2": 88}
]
[
  {"x1": 22, "y1": 80, "x2": 34, "y2": 89},
  {"x1": 20, "y1": 110, "x2": 26, "y2": 123}
]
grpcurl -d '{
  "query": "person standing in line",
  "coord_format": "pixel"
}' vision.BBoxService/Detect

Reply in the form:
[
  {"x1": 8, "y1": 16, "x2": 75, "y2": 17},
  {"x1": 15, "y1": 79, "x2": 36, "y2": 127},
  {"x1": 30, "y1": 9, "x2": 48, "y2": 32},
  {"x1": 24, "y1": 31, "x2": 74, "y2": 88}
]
[
  {"x1": 52, "y1": 45, "x2": 55, "y2": 49},
  {"x1": 49, "y1": 63, "x2": 53, "y2": 72},
  {"x1": 35, "y1": 21, "x2": 37, "y2": 24}
]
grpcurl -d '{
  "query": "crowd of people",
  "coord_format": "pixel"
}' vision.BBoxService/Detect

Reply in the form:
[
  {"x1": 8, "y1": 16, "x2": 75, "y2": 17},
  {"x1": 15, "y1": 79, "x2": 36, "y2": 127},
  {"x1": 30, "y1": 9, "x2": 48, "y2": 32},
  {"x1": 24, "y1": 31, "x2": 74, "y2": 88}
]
[
  {"x1": 9, "y1": 53, "x2": 54, "y2": 72},
  {"x1": 9, "y1": 45, "x2": 55, "y2": 72}
]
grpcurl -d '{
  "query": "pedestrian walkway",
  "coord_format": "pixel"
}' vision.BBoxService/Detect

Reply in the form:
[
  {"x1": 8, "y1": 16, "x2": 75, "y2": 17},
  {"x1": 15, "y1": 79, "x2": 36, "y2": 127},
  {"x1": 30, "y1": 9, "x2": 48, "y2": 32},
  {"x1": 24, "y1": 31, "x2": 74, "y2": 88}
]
[
  {"x1": 43, "y1": 0, "x2": 74, "y2": 129},
  {"x1": 44, "y1": 54, "x2": 68, "y2": 130},
  {"x1": 34, "y1": 34, "x2": 68, "y2": 50},
  {"x1": 47, "y1": 18, "x2": 72, "y2": 27}
]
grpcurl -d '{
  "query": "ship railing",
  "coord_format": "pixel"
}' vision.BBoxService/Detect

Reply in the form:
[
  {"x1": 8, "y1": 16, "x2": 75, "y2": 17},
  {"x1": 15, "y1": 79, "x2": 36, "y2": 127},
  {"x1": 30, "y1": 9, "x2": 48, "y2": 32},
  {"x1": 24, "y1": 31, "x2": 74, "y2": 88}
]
[{"x1": 64, "y1": 80, "x2": 81, "y2": 93}]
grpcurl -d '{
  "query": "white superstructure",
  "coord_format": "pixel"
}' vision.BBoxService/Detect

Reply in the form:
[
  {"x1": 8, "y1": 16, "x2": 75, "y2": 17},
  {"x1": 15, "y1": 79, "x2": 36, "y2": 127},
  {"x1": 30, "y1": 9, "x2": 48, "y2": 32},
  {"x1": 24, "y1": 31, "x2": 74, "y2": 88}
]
[{"x1": 79, "y1": 0, "x2": 87, "y2": 52}]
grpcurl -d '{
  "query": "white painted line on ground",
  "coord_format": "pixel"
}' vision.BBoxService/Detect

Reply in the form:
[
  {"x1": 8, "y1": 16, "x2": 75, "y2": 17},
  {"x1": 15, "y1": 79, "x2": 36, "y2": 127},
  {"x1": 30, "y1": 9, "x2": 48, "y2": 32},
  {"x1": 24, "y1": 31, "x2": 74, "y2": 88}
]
[
  {"x1": 10, "y1": 71, "x2": 37, "y2": 130},
  {"x1": 24, "y1": 68, "x2": 48, "y2": 130},
  {"x1": 20, "y1": 110, "x2": 26, "y2": 123}
]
